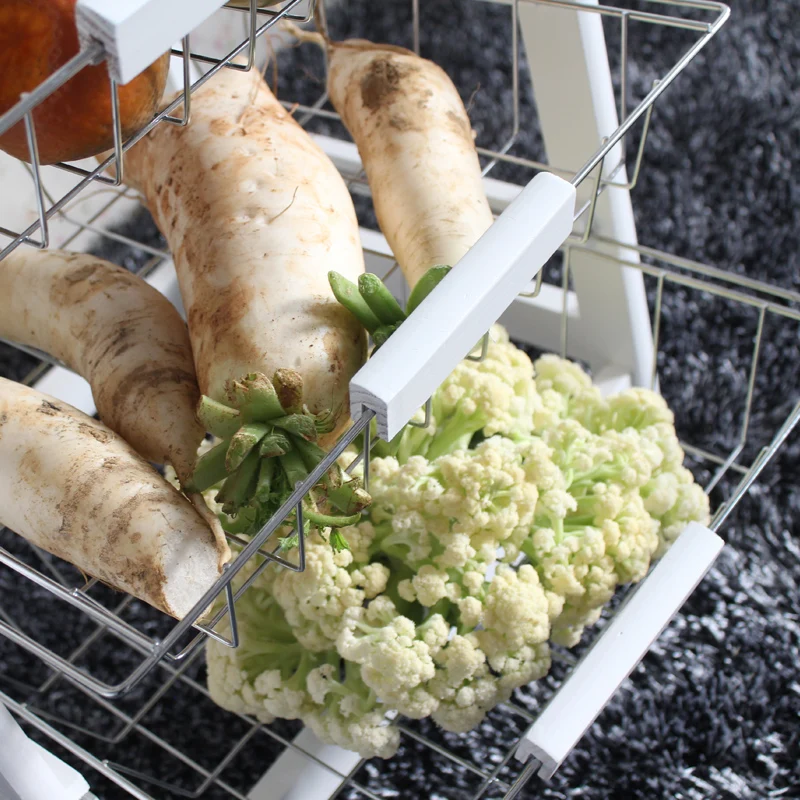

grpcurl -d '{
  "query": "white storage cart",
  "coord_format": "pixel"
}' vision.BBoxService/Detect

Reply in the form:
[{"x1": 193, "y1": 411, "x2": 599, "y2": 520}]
[{"x1": 0, "y1": 1, "x2": 797, "y2": 798}]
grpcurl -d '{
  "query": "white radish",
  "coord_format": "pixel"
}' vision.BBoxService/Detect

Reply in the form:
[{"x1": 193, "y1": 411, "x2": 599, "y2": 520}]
[
  {"x1": 0, "y1": 248, "x2": 204, "y2": 485},
  {"x1": 325, "y1": 39, "x2": 495, "y2": 289},
  {"x1": 120, "y1": 63, "x2": 367, "y2": 433},
  {"x1": 0, "y1": 379, "x2": 229, "y2": 619}
]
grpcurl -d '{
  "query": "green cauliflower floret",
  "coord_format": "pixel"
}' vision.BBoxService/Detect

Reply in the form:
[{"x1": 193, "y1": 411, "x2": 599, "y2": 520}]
[{"x1": 396, "y1": 325, "x2": 539, "y2": 462}]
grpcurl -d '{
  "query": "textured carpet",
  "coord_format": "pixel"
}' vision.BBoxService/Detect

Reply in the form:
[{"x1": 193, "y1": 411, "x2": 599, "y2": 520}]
[{"x1": 1, "y1": 1, "x2": 798, "y2": 799}]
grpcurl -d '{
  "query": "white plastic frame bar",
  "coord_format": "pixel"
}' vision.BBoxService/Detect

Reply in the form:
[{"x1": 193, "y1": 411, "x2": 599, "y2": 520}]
[
  {"x1": 76, "y1": 0, "x2": 229, "y2": 84},
  {"x1": 350, "y1": 172, "x2": 576, "y2": 441},
  {"x1": 516, "y1": 0, "x2": 655, "y2": 386},
  {"x1": 515, "y1": 522, "x2": 724, "y2": 779},
  {"x1": 0, "y1": 702, "x2": 91, "y2": 800}
]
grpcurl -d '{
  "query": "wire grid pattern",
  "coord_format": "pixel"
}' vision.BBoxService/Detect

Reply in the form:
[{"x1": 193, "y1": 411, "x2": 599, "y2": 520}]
[
  {"x1": 1, "y1": 184, "x2": 798, "y2": 799},
  {"x1": 0, "y1": 0, "x2": 735, "y2": 700},
  {"x1": 2, "y1": 0, "x2": 798, "y2": 797}
]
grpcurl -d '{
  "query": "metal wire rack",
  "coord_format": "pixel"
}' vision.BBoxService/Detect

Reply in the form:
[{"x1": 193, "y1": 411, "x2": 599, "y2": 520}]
[
  {"x1": 1, "y1": 217, "x2": 798, "y2": 799},
  {"x1": 1, "y1": 0, "x2": 798, "y2": 797},
  {"x1": 0, "y1": 0, "x2": 734, "y2": 700}
]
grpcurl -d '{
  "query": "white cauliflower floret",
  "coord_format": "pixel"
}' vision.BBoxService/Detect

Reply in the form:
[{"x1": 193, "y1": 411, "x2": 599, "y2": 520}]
[
  {"x1": 532, "y1": 354, "x2": 603, "y2": 431},
  {"x1": 202, "y1": 331, "x2": 712, "y2": 756},
  {"x1": 368, "y1": 437, "x2": 540, "y2": 571},
  {"x1": 272, "y1": 533, "x2": 389, "y2": 651},
  {"x1": 206, "y1": 638, "x2": 275, "y2": 725},
  {"x1": 476, "y1": 565, "x2": 550, "y2": 658},
  {"x1": 305, "y1": 705, "x2": 400, "y2": 760},
  {"x1": 491, "y1": 643, "x2": 552, "y2": 692},
  {"x1": 393, "y1": 325, "x2": 539, "y2": 462},
  {"x1": 337, "y1": 598, "x2": 439, "y2": 719}
]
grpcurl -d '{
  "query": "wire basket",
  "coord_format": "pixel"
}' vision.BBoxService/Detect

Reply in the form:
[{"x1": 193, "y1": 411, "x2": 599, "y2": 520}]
[{"x1": 1, "y1": 0, "x2": 798, "y2": 798}]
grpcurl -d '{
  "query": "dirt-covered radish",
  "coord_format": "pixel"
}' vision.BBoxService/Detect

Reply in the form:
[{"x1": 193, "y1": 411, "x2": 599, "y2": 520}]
[
  {"x1": 118, "y1": 63, "x2": 370, "y2": 540},
  {"x1": 0, "y1": 248, "x2": 204, "y2": 486},
  {"x1": 120, "y1": 63, "x2": 366, "y2": 431},
  {"x1": 325, "y1": 38, "x2": 495, "y2": 289},
  {"x1": 0, "y1": 379, "x2": 229, "y2": 619}
]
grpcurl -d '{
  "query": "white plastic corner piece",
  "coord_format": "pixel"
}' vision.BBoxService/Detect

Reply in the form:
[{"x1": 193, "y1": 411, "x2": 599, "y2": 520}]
[
  {"x1": 515, "y1": 522, "x2": 724, "y2": 781},
  {"x1": 76, "y1": 0, "x2": 228, "y2": 84},
  {"x1": 349, "y1": 172, "x2": 576, "y2": 441}
]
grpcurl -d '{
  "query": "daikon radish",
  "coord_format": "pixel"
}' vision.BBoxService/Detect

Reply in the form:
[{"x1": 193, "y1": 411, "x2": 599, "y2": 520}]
[
  {"x1": 325, "y1": 38, "x2": 495, "y2": 289},
  {"x1": 0, "y1": 248, "x2": 204, "y2": 485},
  {"x1": 120, "y1": 63, "x2": 366, "y2": 430},
  {"x1": 118, "y1": 63, "x2": 370, "y2": 538},
  {"x1": 0, "y1": 379, "x2": 229, "y2": 619}
]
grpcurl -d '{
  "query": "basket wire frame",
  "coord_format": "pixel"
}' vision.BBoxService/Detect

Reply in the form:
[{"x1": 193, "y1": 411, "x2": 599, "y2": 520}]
[
  {"x1": 1, "y1": 197, "x2": 798, "y2": 798},
  {"x1": 1, "y1": 0, "x2": 797, "y2": 798}
]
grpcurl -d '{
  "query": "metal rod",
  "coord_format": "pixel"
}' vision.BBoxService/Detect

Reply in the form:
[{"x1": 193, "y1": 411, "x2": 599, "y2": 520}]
[
  {"x1": 650, "y1": 272, "x2": 665, "y2": 391},
  {"x1": 681, "y1": 442, "x2": 749, "y2": 476},
  {"x1": 738, "y1": 304, "x2": 767, "y2": 446},
  {"x1": 363, "y1": 420, "x2": 371, "y2": 493},
  {"x1": 109, "y1": 78, "x2": 125, "y2": 185},
  {"x1": 164, "y1": 36, "x2": 193, "y2": 126},
  {"x1": 409, "y1": 396, "x2": 433, "y2": 429},
  {"x1": 0, "y1": 43, "x2": 103, "y2": 136},
  {"x1": 396, "y1": 724, "x2": 505, "y2": 785},
  {"x1": 0, "y1": 545, "x2": 155, "y2": 652},
  {"x1": 528, "y1": 0, "x2": 719, "y2": 32},
  {"x1": 570, "y1": 3, "x2": 730, "y2": 187},
  {"x1": 711, "y1": 402, "x2": 800, "y2": 531},
  {"x1": 703, "y1": 443, "x2": 744, "y2": 495},
  {"x1": 594, "y1": 235, "x2": 800, "y2": 306},
  {"x1": 620, "y1": 11, "x2": 629, "y2": 126},
  {"x1": 466, "y1": 332, "x2": 491, "y2": 362},
  {"x1": 503, "y1": 757, "x2": 540, "y2": 800},
  {"x1": 568, "y1": 243, "x2": 800, "y2": 323},
  {"x1": 575, "y1": 146, "x2": 606, "y2": 241},
  {"x1": 560, "y1": 249, "x2": 571, "y2": 358},
  {"x1": 412, "y1": 0, "x2": 421, "y2": 54},
  {"x1": 23, "y1": 111, "x2": 48, "y2": 249},
  {"x1": 623, "y1": 82, "x2": 658, "y2": 191}
]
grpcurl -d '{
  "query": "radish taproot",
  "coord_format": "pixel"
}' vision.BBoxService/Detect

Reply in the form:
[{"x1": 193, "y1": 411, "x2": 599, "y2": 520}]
[
  {"x1": 118, "y1": 63, "x2": 370, "y2": 537},
  {"x1": 0, "y1": 379, "x2": 229, "y2": 619},
  {"x1": 0, "y1": 248, "x2": 205, "y2": 486},
  {"x1": 325, "y1": 39, "x2": 494, "y2": 289}
]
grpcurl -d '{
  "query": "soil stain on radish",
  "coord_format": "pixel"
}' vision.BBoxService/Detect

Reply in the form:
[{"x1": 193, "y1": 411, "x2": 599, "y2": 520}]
[{"x1": 361, "y1": 58, "x2": 416, "y2": 110}]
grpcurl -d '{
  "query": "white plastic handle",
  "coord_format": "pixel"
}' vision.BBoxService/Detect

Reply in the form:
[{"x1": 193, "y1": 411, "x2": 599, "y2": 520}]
[
  {"x1": 349, "y1": 171, "x2": 577, "y2": 441},
  {"x1": 0, "y1": 703, "x2": 90, "y2": 800},
  {"x1": 515, "y1": 522, "x2": 724, "y2": 780},
  {"x1": 76, "y1": 0, "x2": 228, "y2": 84}
]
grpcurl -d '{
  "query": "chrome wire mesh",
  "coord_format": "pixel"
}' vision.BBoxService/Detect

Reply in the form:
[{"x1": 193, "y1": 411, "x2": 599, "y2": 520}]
[{"x1": 3, "y1": 1, "x2": 797, "y2": 798}]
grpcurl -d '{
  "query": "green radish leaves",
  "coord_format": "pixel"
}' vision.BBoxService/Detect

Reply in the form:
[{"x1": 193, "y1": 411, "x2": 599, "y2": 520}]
[
  {"x1": 328, "y1": 265, "x2": 451, "y2": 353},
  {"x1": 188, "y1": 368, "x2": 370, "y2": 552}
]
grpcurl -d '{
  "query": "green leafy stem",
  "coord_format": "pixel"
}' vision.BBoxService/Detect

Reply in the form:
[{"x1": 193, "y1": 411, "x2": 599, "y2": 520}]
[
  {"x1": 186, "y1": 370, "x2": 370, "y2": 552},
  {"x1": 328, "y1": 265, "x2": 451, "y2": 352}
]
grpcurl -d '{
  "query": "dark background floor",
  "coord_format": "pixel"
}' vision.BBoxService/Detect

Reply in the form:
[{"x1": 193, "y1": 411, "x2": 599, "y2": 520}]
[{"x1": 0, "y1": 1, "x2": 798, "y2": 798}]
